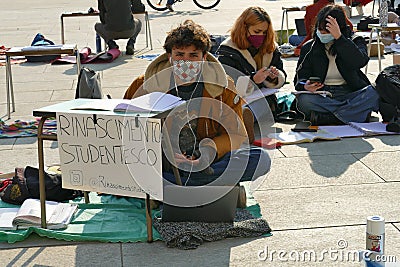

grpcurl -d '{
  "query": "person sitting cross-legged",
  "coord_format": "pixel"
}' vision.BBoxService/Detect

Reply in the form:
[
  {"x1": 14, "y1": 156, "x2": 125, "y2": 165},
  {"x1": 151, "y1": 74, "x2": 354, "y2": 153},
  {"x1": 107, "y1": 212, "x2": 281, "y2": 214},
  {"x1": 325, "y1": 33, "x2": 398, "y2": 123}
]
[
  {"x1": 294, "y1": 5, "x2": 379, "y2": 125},
  {"x1": 124, "y1": 20, "x2": 271, "y2": 194}
]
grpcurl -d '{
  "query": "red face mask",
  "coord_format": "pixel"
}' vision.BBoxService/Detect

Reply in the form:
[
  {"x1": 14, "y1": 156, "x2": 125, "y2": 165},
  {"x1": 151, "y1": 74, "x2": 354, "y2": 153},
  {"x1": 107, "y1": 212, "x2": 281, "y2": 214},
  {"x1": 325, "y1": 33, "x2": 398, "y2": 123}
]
[{"x1": 248, "y1": 35, "x2": 266, "y2": 48}]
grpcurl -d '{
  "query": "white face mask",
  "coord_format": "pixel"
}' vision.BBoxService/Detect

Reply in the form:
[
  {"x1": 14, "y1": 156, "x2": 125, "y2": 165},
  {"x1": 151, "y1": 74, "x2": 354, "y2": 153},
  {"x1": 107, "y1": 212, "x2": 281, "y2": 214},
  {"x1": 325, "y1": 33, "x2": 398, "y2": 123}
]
[
  {"x1": 316, "y1": 30, "x2": 335, "y2": 44},
  {"x1": 171, "y1": 59, "x2": 202, "y2": 83}
]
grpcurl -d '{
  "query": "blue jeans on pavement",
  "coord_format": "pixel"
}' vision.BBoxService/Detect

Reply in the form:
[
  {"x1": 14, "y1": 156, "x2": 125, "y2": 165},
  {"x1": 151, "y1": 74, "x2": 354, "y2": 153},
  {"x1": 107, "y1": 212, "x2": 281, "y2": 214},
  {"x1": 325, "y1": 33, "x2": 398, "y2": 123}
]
[
  {"x1": 167, "y1": 0, "x2": 174, "y2": 5},
  {"x1": 296, "y1": 85, "x2": 379, "y2": 123},
  {"x1": 163, "y1": 147, "x2": 271, "y2": 186},
  {"x1": 289, "y1": 35, "x2": 305, "y2": 47}
]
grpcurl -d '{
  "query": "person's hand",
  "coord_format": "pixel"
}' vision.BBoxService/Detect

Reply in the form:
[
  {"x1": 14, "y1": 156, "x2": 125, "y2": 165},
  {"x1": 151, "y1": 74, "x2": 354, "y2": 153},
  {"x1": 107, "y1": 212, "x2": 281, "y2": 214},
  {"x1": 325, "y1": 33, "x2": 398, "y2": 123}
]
[
  {"x1": 253, "y1": 66, "x2": 279, "y2": 84},
  {"x1": 174, "y1": 153, "x2": 200, "y2": 166},
  {"x1": 325, "y1": 16, "x2": 341, "y2": 40},
  {"x1": 174, "y1": 152, "x2": 214, "y2": 175},
  {"x1": 304, "y1": 80, "x2": 324, "y2": 92}
]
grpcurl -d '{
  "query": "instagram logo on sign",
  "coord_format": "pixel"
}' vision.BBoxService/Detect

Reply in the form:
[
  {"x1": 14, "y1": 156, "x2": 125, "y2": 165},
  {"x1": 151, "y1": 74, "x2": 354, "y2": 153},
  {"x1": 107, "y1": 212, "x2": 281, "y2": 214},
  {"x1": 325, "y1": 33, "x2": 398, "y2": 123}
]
[{"x1": 70, "y1": 170, "x2": 83, "y2": 186}]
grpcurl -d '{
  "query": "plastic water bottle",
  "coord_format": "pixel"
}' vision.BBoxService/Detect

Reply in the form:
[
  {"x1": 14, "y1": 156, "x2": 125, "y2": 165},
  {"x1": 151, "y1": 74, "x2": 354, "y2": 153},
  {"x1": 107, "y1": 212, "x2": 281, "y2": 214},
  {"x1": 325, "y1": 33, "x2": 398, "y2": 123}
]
[
  {"x1": 379, "y1": 0, "x2": 388, "y2": 27},
  {"x1": 96, "y1": 34, "x2": 102, "y2": 53}
]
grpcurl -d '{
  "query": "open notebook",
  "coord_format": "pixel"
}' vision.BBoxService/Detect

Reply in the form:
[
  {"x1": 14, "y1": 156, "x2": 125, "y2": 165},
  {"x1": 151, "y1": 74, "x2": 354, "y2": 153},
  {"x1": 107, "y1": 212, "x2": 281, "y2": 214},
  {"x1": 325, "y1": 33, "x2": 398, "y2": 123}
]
[{"x1": 268, "y1": 122, "x2": 399, "y2": 145}]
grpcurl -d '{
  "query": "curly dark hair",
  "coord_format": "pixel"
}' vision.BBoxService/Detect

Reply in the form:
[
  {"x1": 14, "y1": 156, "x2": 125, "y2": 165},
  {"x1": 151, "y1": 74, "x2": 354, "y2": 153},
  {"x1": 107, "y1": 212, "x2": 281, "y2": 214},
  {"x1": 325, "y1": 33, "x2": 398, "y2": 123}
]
[{"x1": 163, "y1": 20, "x2": 211, "y2": 54}]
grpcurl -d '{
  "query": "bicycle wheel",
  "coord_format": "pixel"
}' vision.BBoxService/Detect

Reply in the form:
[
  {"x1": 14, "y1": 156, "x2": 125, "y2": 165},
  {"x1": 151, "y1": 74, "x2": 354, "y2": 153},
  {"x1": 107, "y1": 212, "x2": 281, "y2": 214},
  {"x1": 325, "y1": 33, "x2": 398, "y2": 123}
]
[
  {"x1": 147, "y1": 0, "x2": 168, "y2": 11},
  {"x1": 193, "y1": 0, "x2": 220, "y2": 9}
]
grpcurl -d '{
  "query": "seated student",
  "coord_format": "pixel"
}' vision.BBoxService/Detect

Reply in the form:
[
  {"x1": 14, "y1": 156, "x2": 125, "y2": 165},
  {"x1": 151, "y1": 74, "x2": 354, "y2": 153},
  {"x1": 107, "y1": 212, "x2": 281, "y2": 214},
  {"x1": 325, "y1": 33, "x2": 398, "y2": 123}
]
[
  {"x1": 294, "y1": 0, "x2": 354, "y2": 55},
  {"x1": 294, "y1": 5, "x2": 379, "y2": 125},
  {"x1": 216, "y1": 6, "x2": 288, "y2": 121},
  {"x1": 95, "y1": 0, "x2": 142, "y2": 55},
  {"x1": 124, "y1": 20, "x2": 270, "y2": 187},
  {"x1": 343, "y1": 0, "x2": 373, "y2": 16}
]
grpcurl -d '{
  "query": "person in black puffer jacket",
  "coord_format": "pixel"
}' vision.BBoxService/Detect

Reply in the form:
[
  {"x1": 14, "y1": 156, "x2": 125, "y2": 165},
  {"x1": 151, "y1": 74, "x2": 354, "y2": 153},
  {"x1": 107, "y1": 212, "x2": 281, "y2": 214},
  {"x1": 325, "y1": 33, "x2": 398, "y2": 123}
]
[{"x1": 293, "y1": 5, "x2": 379, "y2": 125}]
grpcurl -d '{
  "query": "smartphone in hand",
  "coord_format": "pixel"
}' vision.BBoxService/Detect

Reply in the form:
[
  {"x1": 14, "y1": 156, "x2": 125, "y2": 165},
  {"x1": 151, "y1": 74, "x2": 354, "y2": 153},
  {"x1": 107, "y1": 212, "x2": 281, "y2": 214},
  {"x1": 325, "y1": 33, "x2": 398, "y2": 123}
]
[{"x1": 309, "y1": 77, "x2": 321, "y2": 84}]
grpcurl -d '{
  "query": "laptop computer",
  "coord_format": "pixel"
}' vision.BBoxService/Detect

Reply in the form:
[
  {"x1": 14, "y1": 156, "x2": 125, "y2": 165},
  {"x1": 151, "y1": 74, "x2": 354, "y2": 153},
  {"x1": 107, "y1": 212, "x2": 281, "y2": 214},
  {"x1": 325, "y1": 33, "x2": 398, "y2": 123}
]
[
  {"x1": 295, "y1": 18, "x2": 307, "y2": 36},
  {"x1": 161, "y1": 185, "x2": 239, "y2": 223}
]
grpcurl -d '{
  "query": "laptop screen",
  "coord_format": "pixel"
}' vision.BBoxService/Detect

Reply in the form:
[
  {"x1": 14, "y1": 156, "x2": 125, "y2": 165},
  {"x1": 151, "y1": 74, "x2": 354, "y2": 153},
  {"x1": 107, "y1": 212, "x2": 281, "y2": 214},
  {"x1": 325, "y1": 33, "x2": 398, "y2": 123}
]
[
  {"x1": 161, "y1": 185, "x2": 239, "y2": 223},
  {"x1": 295, "y1": 18, "x2": 307, "y2": 36}
]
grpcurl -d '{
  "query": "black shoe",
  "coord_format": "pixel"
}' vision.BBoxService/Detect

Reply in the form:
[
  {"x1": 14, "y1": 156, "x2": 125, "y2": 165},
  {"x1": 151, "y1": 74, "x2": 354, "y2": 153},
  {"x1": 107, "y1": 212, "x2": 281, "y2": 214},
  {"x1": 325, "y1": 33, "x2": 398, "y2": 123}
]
[
  {"x1": 126, "y1": 44, "x2": 134, "y2": 55},
  {"x1": 310, "y1": 111, "x2": 344, "y2": 126},
  {"x1": 275, "y1": 110, "x2": 298, "y2": 122},
  {"x1": 107, "y1": 40, "x2": 119, "y2": 50},
  {"x1": 166, "y1": 4, "x2": 174, "y2": 11},
  {"x1": 386, "y1": 121, "x2": 400, "y2": 132},
  {"x1": 386, "y1": 116, "x2": 400, "y2": 132}
]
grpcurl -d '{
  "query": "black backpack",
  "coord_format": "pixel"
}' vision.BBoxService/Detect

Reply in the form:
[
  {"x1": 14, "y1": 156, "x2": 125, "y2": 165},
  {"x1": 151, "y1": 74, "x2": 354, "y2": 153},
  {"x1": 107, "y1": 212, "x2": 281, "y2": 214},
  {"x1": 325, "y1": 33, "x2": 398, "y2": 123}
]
[
  {"x1": 375, "y1": 65, "x2": 400, "y2": 130},
  {"x1": 0, "y1": 166, "x2": 83, "y2": 205},
  {"x1": 357, "y1": 16, "x2": 379, "y2": 31}
]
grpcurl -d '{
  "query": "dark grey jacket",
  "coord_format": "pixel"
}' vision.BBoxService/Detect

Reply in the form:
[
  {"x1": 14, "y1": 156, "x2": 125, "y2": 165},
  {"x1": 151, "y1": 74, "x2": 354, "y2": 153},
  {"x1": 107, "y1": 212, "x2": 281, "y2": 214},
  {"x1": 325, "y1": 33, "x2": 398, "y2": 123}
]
[
  {"x1": 294, "y1": 34, "x2": 371, "y2": 92},
  {"x1": 98, "y1": 0, "x2": 134, "y2": 32}
]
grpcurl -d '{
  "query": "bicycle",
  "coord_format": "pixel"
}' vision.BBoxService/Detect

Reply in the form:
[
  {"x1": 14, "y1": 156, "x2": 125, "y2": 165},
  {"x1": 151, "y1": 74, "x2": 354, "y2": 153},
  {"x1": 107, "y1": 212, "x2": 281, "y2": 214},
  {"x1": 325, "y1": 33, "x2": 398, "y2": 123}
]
[{"x1": 146, "y1": 0, "x2": 220, "y2": 11}]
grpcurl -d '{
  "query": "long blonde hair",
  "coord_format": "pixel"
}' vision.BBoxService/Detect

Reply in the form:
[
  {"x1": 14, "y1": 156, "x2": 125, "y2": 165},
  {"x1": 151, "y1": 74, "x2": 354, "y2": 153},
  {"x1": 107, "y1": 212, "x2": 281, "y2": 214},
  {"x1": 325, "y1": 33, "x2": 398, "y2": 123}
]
[{"x1": 230, "y1": 7, "x2": 276, "y2": 54}]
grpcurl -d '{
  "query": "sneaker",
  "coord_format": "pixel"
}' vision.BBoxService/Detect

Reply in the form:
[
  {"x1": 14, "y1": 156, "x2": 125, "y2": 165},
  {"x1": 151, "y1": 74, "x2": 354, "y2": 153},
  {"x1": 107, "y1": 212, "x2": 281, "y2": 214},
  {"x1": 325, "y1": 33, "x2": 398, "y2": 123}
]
[
  {"x1": 310, "y1": 111, "x2": 344, "y2": 126},
  {"x1": 166, "y1": 4, "x2": 174, "y2": 12},
  {"x1": 107, "y1": 40, "x2": 119, "y2": 50},
  {"x1": 126, "y1": 44, "x2": 134, "y2": 55},
  {"x1": 386, "y1": 121, "x2": 400, "y2": 133}
]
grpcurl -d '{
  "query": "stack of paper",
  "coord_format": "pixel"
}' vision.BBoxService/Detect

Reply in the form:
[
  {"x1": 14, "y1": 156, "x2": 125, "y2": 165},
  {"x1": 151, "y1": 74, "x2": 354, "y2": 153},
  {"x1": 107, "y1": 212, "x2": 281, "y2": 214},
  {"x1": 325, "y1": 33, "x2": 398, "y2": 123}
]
[{"x1": 114, "y1": 92, "x2": 185, "y2": 113}]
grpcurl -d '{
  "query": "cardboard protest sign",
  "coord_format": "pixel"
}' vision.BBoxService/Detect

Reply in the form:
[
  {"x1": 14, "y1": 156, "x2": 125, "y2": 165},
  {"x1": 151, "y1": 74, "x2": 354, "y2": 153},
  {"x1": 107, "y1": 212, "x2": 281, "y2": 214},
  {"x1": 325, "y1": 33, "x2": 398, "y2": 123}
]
[{"x1": 56, "y1": 112, "x2": 163, "y2": 200}]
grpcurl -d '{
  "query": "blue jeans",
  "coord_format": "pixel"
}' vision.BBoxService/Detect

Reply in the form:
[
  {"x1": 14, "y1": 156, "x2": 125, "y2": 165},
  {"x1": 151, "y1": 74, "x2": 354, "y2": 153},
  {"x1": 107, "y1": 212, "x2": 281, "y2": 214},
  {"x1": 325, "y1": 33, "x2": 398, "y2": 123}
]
[
  {"x1": 163, "y1": 147, "x2": 271, "y2": 186},
  {"x1": 167, "y1": 0, "x2": 174, "y2": 5},
  {"x1": 289, "y1": 35, "x2": 305, "y2": 47},
  {"x1": 296, "y1": 85, "x2": 379, "y2": 123}
]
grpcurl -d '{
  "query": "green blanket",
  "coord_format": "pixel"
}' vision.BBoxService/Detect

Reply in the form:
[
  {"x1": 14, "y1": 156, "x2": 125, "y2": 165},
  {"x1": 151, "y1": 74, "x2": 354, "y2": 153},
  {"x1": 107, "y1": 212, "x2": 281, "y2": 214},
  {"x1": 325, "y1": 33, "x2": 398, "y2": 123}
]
[
  {"x1": 0, "y1": 194, "x2": 162, "y2": 243},
  {"x1": 0, "y1": 191, "x2": 265, "y2": 244}
]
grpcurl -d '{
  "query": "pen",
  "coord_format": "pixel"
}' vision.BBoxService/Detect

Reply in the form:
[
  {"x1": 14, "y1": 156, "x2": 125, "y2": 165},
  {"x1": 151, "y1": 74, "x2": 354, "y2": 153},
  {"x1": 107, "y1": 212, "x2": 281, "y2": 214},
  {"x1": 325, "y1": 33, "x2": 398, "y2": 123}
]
[{"x1": 291, "y1": 127, "x2": 318, "y2": 132}]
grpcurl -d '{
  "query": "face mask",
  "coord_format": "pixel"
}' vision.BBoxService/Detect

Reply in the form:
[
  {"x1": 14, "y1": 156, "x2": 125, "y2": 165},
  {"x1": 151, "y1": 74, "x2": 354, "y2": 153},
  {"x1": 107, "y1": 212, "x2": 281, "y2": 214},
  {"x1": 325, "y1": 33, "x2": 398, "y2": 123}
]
[
  {"x1": 247, "y1": 35, "x2": 266, "y2": 48},
  {"x1": 171, "y1": 59, "x2": 202, "y2": 83},
  {"x1": 316, "y1": 30, "x2": 334, "y2": 44}
]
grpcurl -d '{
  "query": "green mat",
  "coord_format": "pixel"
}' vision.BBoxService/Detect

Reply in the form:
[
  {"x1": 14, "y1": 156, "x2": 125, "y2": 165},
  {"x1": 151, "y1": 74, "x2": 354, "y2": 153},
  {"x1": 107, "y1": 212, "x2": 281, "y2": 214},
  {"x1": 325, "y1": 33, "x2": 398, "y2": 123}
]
[{"x1": 0, "y1": 191, "x2": 265, "y2": 244}]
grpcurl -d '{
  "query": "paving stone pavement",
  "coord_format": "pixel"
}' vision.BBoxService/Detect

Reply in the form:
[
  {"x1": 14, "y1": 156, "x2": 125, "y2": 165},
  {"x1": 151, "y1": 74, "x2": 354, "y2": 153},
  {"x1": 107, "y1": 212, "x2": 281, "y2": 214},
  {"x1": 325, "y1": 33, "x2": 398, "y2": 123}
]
[{"x1": 0, "y1": 0, "x2": 399, "y2": 266}]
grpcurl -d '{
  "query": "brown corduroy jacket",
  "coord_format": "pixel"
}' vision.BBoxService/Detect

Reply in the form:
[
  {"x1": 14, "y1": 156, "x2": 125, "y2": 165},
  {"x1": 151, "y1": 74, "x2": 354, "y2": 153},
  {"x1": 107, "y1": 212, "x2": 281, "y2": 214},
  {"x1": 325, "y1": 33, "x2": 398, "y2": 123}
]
[{"x1": 123, "y1": 53, "x2": 247, "y2": 161}]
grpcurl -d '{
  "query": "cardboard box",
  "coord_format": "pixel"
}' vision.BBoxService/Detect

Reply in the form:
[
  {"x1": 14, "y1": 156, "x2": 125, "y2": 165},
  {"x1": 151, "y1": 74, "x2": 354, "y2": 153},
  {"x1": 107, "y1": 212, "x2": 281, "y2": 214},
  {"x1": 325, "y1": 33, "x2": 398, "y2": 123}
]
[
  {"x1": 394, "y1": 53, "x2": 400, "y2": 65},
  {"x1": 369, "y1": 43, "x2": 385, "y2": 57}
]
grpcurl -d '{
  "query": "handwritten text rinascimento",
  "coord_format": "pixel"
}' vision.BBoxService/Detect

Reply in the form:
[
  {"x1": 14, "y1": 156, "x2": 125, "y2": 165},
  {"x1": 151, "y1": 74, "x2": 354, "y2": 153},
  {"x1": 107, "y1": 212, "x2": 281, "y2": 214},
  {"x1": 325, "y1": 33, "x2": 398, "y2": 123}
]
[{"x1": 56, "y1": 112, "x2": 163, "y2": 199}]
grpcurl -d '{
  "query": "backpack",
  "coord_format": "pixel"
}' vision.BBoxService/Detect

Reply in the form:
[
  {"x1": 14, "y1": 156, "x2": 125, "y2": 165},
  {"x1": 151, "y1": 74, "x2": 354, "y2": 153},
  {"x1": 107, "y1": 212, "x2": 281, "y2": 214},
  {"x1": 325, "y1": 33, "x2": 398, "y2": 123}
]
[
  {"x1": 0, "y1": 166, "x2": 83, "y2": 205},
  {"x1": 26, "y1": 33, "x2": 60, "y2": 62},
  {"x1": 375, "y1": 64, "x2": 400, "y2": 123},
  {"x1": 75, "y1": 67, "x2": 103, "y2": 99},
  {"x1": 131, "y1": 0, "x2": 146, "y2": 13},
  {"x1": 357, "y1": 16, "x2": 379, "y2": 31}
]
